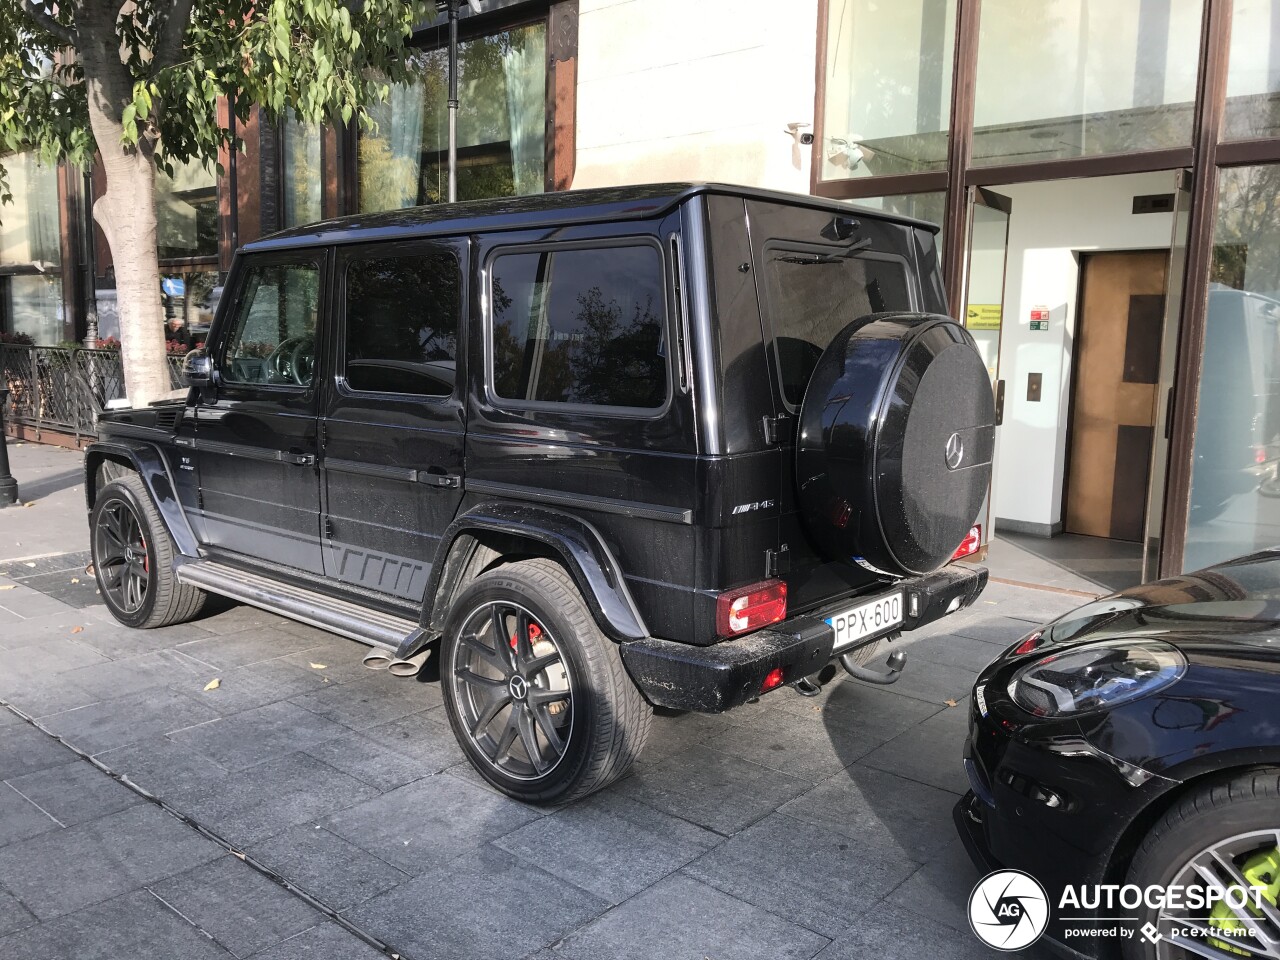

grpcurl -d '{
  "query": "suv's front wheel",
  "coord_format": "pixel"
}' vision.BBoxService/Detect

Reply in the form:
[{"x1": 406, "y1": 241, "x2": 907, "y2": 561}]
[
  {"x1": 440, "y1": 558, "x2": 651, "y2": 804},
  {"x1": 89, "y1": 474, "x2": 209, "y2": 628}
]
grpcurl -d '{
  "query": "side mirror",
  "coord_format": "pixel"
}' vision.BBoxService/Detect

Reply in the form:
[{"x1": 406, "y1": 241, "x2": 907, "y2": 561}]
[{"x1": 182, "y1": 348, "x2": 213, "y2": 387}]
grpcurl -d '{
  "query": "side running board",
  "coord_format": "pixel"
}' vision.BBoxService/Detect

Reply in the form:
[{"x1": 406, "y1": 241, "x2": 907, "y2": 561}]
[{"x1": 175, "y1": 560, "x2": 418, "y2": 651}]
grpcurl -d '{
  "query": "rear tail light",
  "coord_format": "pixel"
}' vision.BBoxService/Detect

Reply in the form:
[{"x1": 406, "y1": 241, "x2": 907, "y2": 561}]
[
  {"x1": 951, "y1": 524, "x2": 982, "y2": 560},
  {"x1": 761, "y1": 667, "x2": 785, "y2": 692},
  {"x1": 716, "y1": 579, "x2": 787, "y2": 637}
]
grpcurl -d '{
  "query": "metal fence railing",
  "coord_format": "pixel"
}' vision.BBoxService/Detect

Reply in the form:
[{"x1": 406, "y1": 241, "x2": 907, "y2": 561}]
[{"x1": 0, "y1": 345, "x2": 186, "y2": 442}]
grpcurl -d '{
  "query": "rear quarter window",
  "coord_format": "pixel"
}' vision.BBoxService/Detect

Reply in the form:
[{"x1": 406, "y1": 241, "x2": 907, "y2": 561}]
[
  {"x1": 487, "y1": 243, "x2": 669, "y2": 412},
  {"x1": 764, "y1": 248, "x2": 913, "y2": 408}
]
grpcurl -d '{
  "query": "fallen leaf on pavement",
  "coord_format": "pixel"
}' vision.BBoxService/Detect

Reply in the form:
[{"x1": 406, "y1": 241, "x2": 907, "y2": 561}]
[
  {"x1": 204, "y1": 678, "x2": 221, "y2": 691},
  {"x1": 308, "y1": 662, "x2": 327, "y2": 670},
  {"x1": 85, "y1": 564, "x2": 95, "y2": 576},
  {"x1": 944, "y1": 699, "x2": 959, "y2": 707},
  {"x1": 70, "y1": 578, "x2": 79, "y2": 584},
  {"x1": 23, "y1": 562, "x2": 35, "y2": 568},
  {"x1": 22, "y1": 502, "x2": 35, "y2": 508},
  {"x1": 0, "y1": 585, "x2": 14, "y2": 591},
  {"x1": 70, "y1": 626, "x2": 83, "y2": 634}
]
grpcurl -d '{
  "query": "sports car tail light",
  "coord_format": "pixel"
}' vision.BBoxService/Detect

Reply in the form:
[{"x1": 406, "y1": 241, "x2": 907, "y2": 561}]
[
  {"x1": 951, "y1": 524, "x2": 982, "y2": 561},
  {"x1": 716, "y1": 579, "x2": 787, "y2": 637}
]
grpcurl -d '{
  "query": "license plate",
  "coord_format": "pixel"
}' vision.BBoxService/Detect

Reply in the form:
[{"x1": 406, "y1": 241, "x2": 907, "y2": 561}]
[{"x1": 826, "y1": 592, "x2": 904, "y2": 652}]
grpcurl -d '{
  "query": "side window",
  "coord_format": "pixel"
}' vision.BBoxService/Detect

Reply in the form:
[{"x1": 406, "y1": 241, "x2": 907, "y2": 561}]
[
  {"x1": 344, "y1": 248, "x2": 461, "y2": 397},
  {"x1": 220, "y1": 261, "x2": 321, "y2": 387},
  {"x1": 489, "y1": 244, "x2": 669, "y2": 410}
]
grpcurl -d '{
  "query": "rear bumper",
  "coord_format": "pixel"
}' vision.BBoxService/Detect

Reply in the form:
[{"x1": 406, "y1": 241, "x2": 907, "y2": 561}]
[{"x1": 619, "y1": 563, "x2": 987, "y2": 712}]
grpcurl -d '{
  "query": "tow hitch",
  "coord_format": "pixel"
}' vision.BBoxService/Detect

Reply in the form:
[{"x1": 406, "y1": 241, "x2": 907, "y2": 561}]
[{"x1": 840, "y1": 649, "x2": 907, "y2": 685}]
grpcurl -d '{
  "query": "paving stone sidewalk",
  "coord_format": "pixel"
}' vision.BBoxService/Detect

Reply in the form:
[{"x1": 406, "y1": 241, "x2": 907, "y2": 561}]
[{"x1": 0, "y1": 445, "x2": 1092, "y2": 959}]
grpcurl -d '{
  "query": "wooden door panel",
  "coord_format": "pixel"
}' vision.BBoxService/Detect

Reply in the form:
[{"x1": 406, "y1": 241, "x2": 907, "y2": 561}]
[{"x1": 1066, "y1": 252, "x2": 1167, "y2": 541}]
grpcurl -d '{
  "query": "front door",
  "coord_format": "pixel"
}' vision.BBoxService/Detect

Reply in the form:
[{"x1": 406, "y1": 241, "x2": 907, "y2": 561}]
[
  {"x1": 319, "y1": 240, "x2": 468, "y2": 602},
  {"x1": 196, "y1": 252, "x2": 326, "y2": 574},
  {"x1": 1066, "y1": 251, "x2": 1168, "y2": 542}
]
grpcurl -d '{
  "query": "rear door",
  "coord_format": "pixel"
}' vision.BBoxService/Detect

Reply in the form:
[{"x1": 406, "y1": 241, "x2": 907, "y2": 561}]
[{"x1": 318, "y1": 239, "x2": 468, "y2": 602}]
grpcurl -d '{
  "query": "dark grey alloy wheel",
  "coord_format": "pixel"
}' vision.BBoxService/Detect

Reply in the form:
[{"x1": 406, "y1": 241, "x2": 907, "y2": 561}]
[
  {"x1": 89, "y1": 474, "x2": 208, "y2": 629},
  {"x1": 439, "y1": 558, "x2": 651, "y2": 804},
  {"x1": 449, "y1": 600, "x2": 574, "y2": 780},
  {"x1": 94, "y1": 496, "x2": 151, "y2": 615}
]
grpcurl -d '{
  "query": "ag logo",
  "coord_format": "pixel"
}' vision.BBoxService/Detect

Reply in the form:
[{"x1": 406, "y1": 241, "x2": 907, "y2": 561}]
[{"x1": 968, "y1": 869, "x2": 1049, "y2": 951}]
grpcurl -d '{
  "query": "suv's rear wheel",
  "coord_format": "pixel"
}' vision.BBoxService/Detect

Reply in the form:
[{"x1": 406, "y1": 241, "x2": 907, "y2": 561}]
[
  {"x1": 90, "y1": 474, "x2": 209, "y2": 628},
  {"x1": 440, "y1": 558, "x2": 651, "y2": 804}
]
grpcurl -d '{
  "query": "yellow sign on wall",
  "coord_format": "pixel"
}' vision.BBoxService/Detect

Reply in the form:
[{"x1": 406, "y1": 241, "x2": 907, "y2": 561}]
[{"x1": 966, "y1": 304, "x2": 1002, "y2": 330}]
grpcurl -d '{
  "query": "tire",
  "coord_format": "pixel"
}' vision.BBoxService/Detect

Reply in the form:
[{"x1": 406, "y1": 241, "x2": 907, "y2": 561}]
[
  {"x1": 89, "y1": 474, "x2": 209, "y2": 629},
  {"x1": 439, "y1": 558, "x2": 651, "y2": 805},
  {"x1": 1121, "y1": 769, "x2": 1280, "y2": 960}
]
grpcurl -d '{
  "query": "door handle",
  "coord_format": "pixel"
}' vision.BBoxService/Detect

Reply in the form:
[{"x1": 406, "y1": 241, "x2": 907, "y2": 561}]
[
  {"x1": 286, "y1": 452, "x2": 316, "y2": 466},
  {"x1": 994, "y1": 379, "x2": 1006, "y2": 426},
  {"x1": 418, "y1": 470, "x2": 461, "y2": 489}
]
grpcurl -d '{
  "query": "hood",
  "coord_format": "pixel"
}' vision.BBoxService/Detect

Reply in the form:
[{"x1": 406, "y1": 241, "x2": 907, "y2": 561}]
[{"x1": 1026, "y1": 550, "x2": 1280, "y2": 661}]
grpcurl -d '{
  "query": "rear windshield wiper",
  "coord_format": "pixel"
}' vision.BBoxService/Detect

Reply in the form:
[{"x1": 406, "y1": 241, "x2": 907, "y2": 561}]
[{"x1": 772, "y1": 239, "x2": 873, "y2": 265}]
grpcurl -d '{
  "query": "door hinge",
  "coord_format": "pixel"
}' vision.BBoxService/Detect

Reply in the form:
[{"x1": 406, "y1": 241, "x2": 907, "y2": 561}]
[
  {"x1": 766, "y1": 544, "x2": 791, "y2": 578},
  {"x1": 762, "y1": 413, "x2": 793, "y2": 445},
  {"x1": 323, "y1": 515, "x2": 334, "y2": 540}
]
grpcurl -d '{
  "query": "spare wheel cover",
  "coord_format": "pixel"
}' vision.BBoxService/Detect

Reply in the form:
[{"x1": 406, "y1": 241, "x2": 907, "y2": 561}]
[{"x1": 795, "y1": 313, "x2": 995, "y2": 577}]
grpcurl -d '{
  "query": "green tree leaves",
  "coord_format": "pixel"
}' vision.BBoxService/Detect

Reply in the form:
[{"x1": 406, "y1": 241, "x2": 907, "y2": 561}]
[{"x1": 2, "y1": 0, "x2": 428, "y2": 182}]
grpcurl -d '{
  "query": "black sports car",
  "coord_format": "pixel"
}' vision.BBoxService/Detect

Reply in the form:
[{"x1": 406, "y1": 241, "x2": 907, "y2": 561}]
[{"x1": 955, "y1": 549, "x2": 1280, "y2": 960}]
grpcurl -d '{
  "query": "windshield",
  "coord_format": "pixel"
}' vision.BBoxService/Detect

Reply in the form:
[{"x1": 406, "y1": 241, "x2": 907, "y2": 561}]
[{"x1": 764, "y1": 250, "x2": 913, "y2": 407}]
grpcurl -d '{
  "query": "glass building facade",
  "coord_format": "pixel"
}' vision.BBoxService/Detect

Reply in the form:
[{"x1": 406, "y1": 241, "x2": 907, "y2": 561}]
[{"x1": 815, "y1": 0, "x2": 1280, "y2": 577}]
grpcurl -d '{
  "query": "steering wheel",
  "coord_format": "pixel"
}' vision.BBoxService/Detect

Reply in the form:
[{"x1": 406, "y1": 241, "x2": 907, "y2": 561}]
[{"x1": 265, "y1": 336, "x2": 315, "y2": 385}]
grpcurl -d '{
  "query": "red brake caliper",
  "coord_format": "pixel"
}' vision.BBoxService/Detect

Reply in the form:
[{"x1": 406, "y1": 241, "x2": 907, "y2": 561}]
[{"x1": 511, "y1": 621, "x2": 542, "y2": 649}]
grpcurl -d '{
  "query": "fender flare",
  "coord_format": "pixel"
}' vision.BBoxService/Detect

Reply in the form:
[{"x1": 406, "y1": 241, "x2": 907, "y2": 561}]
[
  {"x1": 419, "y1": 501, "x2": 650, "y2": 645},
  {"x1": 84, "y1": 440, "x2": 200, "y2": 558}
]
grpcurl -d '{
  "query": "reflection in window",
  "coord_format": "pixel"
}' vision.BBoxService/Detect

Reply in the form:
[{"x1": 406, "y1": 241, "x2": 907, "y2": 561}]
[
  {"x1": 155, "y1": 158, "x2": 218, "y2": 259},
  {"x1": 490, "y1": 246, "x2": 668, "y2": 409},
  {"x1": 282, "y1": 118, "x2": 322, "y2": 227},
  {"x1": 220, "y1": 262, "x2": 320, "y2": 386},
  {"x1": 359, "y1": 23, "x2": 546, "y2": 211},
  {"x1": 764, "y1": 252, "x2": 911, "y2": 407},
  {"x1": 972, "y1": 0, "x2": 1201, "y2": 166},
  {"x1": 161, "y1": 269, "x2": 221, "y2": 350},
  {"x1": 1186, "y1": 164, "x2": 1280, "y2": 571},
  {"x1": 345, "y1": 250, "x2": 461, "y2": 396},
  {"x1": 821, "y1": 0, "x2": 957, "y2": 179},
  {"x1": 1225, "y1": 0, "x2": 1280, "y2": 140},
  {"x1": 0, "y1": 150, "x2": 63, "y2": 344}
]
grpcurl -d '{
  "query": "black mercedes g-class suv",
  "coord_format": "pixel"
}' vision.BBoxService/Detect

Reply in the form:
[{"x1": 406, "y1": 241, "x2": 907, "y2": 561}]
[{"x1": 85, "y1": 183, "x2": 995, "y2": 804}]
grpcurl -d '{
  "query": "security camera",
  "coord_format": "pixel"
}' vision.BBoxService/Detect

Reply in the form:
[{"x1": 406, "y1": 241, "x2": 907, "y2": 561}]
[
  {"x1": 825, "y1": 135, "x2": 871, "y2": 171},
  {"x1": 784, "y1": 122, "x2": 812, "y2": 146}
]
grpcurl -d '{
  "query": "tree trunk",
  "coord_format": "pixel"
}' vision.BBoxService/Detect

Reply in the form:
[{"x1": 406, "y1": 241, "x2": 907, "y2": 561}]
[
  {"x1": 92, "y1": 146, "x2": 170, "y2": 407},
  {"x1": 78, "y1": 3, "x2": 172, "y2": 408}
]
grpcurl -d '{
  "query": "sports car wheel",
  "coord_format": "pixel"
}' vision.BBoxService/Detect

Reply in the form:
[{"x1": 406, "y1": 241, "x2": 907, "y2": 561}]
[{"x1": 1123, "y1": 771, "x2": 1280, "y2": 959}]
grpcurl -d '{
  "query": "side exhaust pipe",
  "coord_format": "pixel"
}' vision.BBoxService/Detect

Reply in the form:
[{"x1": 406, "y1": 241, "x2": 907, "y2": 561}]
[
  {"x1": 362, "y1": 649, "x2": 395, "y2": 671},
  {"x1": 387, "y1": 649, "x2": 431, "y2": 678}
]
